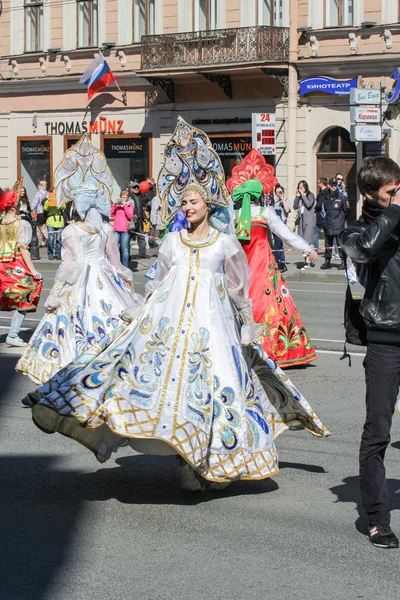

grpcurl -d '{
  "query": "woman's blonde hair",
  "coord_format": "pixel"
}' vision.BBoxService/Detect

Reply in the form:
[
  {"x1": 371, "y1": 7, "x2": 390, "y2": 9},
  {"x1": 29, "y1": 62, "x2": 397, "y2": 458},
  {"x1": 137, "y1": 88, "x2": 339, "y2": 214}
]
[{"x1": 39, "y1": 180, "x2": 47, "y2": 189}]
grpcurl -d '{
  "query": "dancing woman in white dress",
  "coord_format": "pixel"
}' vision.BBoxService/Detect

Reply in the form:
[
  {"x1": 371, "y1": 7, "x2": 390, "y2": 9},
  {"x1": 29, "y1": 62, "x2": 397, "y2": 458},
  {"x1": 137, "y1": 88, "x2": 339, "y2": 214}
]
[{"x1": 24, "y1": 119, "x2": 329, "y2": 491}]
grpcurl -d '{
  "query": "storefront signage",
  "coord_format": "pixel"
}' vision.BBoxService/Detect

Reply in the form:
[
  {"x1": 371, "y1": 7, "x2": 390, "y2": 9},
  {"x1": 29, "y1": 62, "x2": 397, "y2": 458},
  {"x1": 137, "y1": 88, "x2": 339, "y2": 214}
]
[
  {"x1": 299, "y1": 77, "x2": 357, "y2": 96},
  {"x1": 251, "y1": 113, "x2": 276, "y2": 155},
  {"x1": 385, "y1": 68, "x2": 400, "y2": 104},
  {"x1": 103, "y1": 138, "x2": 147, "y2": 158},
  {"x1": 350, "y1": 124, "x2": 382, "y2": 142},
  {"x1": 20, "y1": 140, "x2": 50, "y2": 158},
  {"x1": 350, "y1": 106, "x2": 381, "y2": 123},
  {"x1": 350, "y1": 88, "x2": 381, "y2": 105},
  {"x1": 192, "y1": 117, "x2": 252, "y2": 126},
  {"x1": 210, "y1": 136, "x2": 252, "y2": 158},
  {"x1": 44, "y1": 117, "x2": 125, "y2": 136}
]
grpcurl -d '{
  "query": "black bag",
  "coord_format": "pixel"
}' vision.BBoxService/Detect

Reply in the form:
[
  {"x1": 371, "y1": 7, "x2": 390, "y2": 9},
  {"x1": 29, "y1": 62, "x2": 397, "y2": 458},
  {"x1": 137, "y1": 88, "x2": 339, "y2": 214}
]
[{"x1": 340, "y1": 254, "x2": 367, "y2": 366}]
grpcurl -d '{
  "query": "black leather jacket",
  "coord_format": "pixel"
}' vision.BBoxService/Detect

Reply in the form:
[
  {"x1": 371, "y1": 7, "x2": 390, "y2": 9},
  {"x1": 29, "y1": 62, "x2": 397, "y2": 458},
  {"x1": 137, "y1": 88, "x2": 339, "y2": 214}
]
[{"x1": 339, "y1": 202, "x2": 400, "y2": 344}]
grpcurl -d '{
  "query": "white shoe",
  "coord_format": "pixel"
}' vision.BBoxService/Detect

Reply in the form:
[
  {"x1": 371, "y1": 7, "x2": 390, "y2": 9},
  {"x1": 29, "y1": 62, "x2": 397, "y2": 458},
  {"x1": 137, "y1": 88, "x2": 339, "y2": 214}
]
[
  {"x1": 301, "y1": 264, "x2": 311, "y2": 271},
  {"x1": 177, "y1": 464, "x2": 204, "y2": 492},
  {"x1": 6, "y1": 336, "x2": 28, "y2": 347}
]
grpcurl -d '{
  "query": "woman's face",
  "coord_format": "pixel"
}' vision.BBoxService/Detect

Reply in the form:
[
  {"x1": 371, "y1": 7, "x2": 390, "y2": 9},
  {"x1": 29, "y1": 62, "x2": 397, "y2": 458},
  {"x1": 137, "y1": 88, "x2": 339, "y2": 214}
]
[
  {"x1": 20, "y1": 188, "x2": 26, "y2": 198},
  {"x1": 181, "y1": 192, "x2": 208, "y2": 225},
  {"x1": 120, "y1": 191, "x2": 129, "y2": 201},
  {"x1": 298, "y1": 183, "x2": 305, "y2": 193}
]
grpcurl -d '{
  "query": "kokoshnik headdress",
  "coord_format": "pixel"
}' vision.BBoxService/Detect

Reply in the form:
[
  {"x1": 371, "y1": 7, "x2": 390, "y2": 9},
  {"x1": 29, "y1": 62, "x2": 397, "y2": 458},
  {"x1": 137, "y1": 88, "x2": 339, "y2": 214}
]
[
  {"x1": 158, "y1": 116, "x2": 233, "y2": 232},
  {"x1": 54, "y1": 134, "x2": 113, "y2": 228},
  {"x1": 226, "y1": 148, "x2": 278, "y2": 241}
]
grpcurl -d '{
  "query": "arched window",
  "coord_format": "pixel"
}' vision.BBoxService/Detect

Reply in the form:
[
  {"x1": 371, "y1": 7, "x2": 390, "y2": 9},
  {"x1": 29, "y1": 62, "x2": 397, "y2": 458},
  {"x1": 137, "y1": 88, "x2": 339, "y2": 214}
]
[{"x1": 318, "y1": 127, "x2": 356, "y2": 155}]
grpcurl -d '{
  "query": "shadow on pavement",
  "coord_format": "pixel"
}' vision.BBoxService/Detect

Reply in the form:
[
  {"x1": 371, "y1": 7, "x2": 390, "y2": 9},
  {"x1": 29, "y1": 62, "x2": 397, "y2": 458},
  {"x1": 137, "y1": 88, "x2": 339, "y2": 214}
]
[
  {"x1": 279, "y1": 461, "x2": 326, "y2": 473},
  {"x1": 0, "y1": 355, "x2": 21, "y2": 403},
  {"x1": 0, "y1": 455, "x2": 84, "y2": 600},
  {"x1": 330, "y1": 475, "x2": 400, "y2": 536}
]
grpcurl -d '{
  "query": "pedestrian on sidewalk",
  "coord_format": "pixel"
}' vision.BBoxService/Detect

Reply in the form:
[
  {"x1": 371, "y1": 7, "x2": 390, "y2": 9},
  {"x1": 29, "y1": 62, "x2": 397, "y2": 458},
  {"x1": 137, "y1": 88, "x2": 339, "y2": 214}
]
[
  {"x1": 293, "y1": 180, "x2": 316, "y2": 270},
  {"x1": 0, "y1": 189, "x2": 42, "y2": 347},
  {"x1": 31, "y1": 180, "x2": 49, "y2": 247},
  {"x1": 111, "y1": 189, "x2": 134, "y2": 267},
  {"x1": 18, "y1": 186, "x2": 32, "y2": 224},
  {"x1": 44, "y1": 190, "x2": 65, "y2": 260},
  {"x1": 273, "y1": 184, "x2": 291, "y2": 273},
  {"x1": 339, "y1": 156, "x2": 400, "y2": 549},
  {"x1": 320, "y1": 178, "x2": 349, "y2": 270},
  {"x1": 129, "y1": 181, "x2": 147, "y2": 259},
  {"x1": 315, "y1": 177, "x2": 328, "y2": 250}
]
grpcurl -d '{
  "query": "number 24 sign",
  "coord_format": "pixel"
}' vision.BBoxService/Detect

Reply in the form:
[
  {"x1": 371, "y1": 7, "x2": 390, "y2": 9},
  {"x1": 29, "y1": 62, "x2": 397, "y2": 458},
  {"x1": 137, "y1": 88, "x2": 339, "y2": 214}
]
[{"x1": 252, "y1": 113, "x2": 276, "y2": 155}]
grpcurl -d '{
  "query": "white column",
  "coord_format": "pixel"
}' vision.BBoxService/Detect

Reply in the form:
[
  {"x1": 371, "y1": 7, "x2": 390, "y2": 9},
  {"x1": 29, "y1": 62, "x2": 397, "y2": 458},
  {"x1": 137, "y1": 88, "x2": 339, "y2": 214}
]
[
  {"x1": 98, "y1": 0, "x2": 106, "y2": 45},
  {"x1": 308, "y1": 0, "x2": 323, "y2": 29},
  {"x1": 353, "y1": 0, "x2": 364, "y2": 27},
  {"x1": 178, "y1": 0, "x2": 193, "y2": 31},
  {"x1": 216, "y1": 0, "x2": 226, "y2": 28},
  {"x1": 10, "y1": 0, "x2": 24, "y2": 56},
  {"x1": 382, "y1": 0, "x2": 398, "y2": 24},
  {"x1": 43, "y1": 0, "x2": 51, "y2": 52},
  {"x1": 63, "y1": 0, "x2": 77, "y2": 51},
  {"x1": 118, "y1": 0, "x2": 133, "y2": 45},
  {"x1": 155, "y1": 0, "x2": 164, "y2": 34},
  {"x1": 241, "y1": 0, "x2": 256, "y2": 26}
]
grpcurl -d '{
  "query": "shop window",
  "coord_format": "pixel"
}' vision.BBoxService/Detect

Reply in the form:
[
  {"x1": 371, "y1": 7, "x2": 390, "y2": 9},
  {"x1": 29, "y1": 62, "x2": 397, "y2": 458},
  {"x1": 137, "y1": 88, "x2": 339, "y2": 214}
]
[
  {"x1": 64, "y1": 137, "x2": 82, "y2": 151},
  {"x1": 325, "y1": 0, "x2": 354, "y2": 27},
  {"x1": 18, "y1": 138, "x2": 52, "y2": 201},
  {"x1": 209, "y1": 134, "x2": 254, "y2": 178},
  {"x1": 77, "y1": 0, "x2": 98, "y2": 48},
  {"x1": 134, "y1": 0, "x2": 156, "y2": 41},
  {"x1": 25, "y1": 0, "x2": 43, "y2": 52},
  {"x1": 102, "y1": 136, "x2": 150, "y2": 201}
]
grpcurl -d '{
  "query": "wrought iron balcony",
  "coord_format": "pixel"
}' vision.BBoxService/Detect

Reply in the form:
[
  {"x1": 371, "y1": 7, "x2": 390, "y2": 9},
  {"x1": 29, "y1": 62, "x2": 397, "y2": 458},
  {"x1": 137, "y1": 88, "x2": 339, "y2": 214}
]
[{"x1": 140, "y1": 26, "x2": 289, "y2": 72}]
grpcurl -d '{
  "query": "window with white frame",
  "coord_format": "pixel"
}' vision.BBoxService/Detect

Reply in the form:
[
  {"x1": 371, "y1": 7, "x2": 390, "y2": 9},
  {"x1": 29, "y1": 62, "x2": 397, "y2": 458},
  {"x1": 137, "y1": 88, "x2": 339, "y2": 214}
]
[
  {"x1": 194, "y1": 0, "x2": 217, "y2": 30},
  {"x1": 325, "y1": 0, "x2": 354, "y2": 26},
  {"x1": 25, "y1": 0, "x2": 43, "y2": 52},
  {"x1": 77, "y1": 0, "x2": 98, "y2": 48},
  {"x1": 257, "y1": 0, "x2": 288, "y2": 27},
  {"x1": 134, "y1": 0, "x2": 156, "y2": 41}
]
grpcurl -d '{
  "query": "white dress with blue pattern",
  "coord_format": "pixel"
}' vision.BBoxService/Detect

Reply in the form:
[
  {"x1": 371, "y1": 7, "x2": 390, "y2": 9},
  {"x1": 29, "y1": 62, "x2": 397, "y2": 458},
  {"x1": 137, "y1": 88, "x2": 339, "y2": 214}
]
[{"x1": 28, "y1": 228, "x2": 328, "y2": 482}]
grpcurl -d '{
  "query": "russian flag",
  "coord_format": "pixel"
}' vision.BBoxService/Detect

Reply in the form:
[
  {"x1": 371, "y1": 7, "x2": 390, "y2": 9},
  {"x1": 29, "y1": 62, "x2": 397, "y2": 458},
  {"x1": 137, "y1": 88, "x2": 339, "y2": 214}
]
[{"x1": 80, "y1": 54, "x2": 116, "y2": 100}]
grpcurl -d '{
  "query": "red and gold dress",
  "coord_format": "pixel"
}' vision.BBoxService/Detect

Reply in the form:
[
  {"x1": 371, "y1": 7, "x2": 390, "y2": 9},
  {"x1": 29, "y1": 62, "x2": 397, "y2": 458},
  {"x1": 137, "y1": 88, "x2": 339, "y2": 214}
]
[
  {"x1": 240, "y1": 205, "x2": 316, "y2": 368},
  {"x1": 0, "y1": 216, "x2": 42, "y2": 312}
]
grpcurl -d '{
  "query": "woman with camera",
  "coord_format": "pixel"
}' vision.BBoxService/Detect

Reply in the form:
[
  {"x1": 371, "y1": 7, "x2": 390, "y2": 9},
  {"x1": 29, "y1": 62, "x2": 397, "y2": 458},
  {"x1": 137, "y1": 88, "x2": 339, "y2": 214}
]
[{"x1": 111, "y1": 188, "x2": 134, "y2": 267}]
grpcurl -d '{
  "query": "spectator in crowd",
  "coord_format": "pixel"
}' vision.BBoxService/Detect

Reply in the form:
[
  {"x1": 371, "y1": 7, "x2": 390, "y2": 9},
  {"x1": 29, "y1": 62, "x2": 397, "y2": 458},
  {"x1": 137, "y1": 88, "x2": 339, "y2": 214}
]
[
  {"x1": 273, "y1": 184, "x2": 291, "y2": 273},
  {"x1": 293, "y1": 180, "x2": 316, "y2": 270},
  {"x1": 31, "y1": 180, "x2": 49, "y2": 246},
  {"x1": 335, "y1": 172, "x2": 348, "y2": 197},
  {"x1": 129, "y1": 181, "x2": 147, "y2": 259},
  {"x1": 320, "y1": 177, "x2": 350, "y2": 270},
  {"x1": 339, "y1": 156, "x2": 400, "y2": 549},
  {"x1": 43, "y1": 190, "x2": 65, "y2": 260},
  {"x1": 145, "y1": 176, "x2": 156, "y2": 201},
  {"x1": 111, "y1": 188, "x2": 134, "y2": 267},
  {"x1": 315, "y1": 177, "x2": 329, "y2": 250},
  {"x1": 19, "y1": 187, "x2": 31, "y2": 223},
  {"x1": 150, "y1": 193, "x2": 163, "y2": 242}
]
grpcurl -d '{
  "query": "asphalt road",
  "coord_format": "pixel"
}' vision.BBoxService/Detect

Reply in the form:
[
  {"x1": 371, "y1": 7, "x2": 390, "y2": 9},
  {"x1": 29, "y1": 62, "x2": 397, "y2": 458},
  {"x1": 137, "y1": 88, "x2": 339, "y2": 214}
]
[{"x1": 1, "y1": 252, "x2": 399, "y2": 600}]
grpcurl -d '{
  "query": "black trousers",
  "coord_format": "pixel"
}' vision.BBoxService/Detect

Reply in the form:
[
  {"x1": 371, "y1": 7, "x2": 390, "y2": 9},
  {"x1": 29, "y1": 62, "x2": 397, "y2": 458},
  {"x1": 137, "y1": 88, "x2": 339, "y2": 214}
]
[
  {"x1": 360, "y1": 342, "x2": 400, "y2": 526},
  {"x1": 324, "y1": 233, "x2": 342, "y2": 260}
]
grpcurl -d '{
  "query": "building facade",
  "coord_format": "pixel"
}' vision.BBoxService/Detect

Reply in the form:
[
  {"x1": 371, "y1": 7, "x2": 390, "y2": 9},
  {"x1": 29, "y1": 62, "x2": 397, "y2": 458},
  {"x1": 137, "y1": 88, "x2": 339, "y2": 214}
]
[{"x1": 0, "y1": 0, "x2": 398, "y2": 216}]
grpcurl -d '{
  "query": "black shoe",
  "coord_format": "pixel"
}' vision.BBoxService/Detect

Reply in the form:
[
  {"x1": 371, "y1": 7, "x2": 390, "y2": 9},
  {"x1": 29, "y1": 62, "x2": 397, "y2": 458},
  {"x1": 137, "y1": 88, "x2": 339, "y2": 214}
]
[
  {"x1": 320, "y1": 260, "x2": 331, "y2": 270},
  {"x1": 278, "y1": 262, "x2": 288, "y2": 273},
  {"x1": 337, "y1": 261, "x2": 345, "y2": 270},
  {"x1": 55, "y1": 256, "x2": 62, "y2": 260},
  {"x1": 139, "y1": 255, "x2": 149, "y2": 259},
  {"x1": 48, "y1": 256, "x2": 55, "y2": 260},
  {"x1": 368, "y1": 525, "x2": 399, "y2": 549}
]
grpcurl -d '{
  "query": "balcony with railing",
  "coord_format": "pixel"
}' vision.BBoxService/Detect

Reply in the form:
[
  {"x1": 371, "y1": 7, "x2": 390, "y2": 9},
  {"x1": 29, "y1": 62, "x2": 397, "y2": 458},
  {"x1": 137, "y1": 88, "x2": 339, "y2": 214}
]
[{"x1": 139, "y1": 26, "x2": 290, "y2": 74}]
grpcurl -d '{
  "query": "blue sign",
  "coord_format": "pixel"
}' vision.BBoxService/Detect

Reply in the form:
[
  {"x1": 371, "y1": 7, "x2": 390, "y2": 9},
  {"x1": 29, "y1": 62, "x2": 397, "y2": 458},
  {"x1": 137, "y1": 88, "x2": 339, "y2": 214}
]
[
  {"x1": 385, "y1": 68, "x2": 400, "y2": 104},
  {"x1": 299, "y1": 77, "x2": 358, "y2": 96}
]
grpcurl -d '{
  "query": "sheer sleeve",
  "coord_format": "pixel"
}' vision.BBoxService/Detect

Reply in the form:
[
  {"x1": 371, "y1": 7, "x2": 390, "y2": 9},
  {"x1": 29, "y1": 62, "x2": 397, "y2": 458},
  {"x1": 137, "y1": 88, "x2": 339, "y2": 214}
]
[
  {"x1": 15, "y1": 220, "x2": 32, "y2": 248},
  {"x1": 54, "y1": 225, "x2": 85, "y2": 285},
  {"x1": 223, "y1": 235, "x2": 260, "y2": 345},
  {"x1": 266, "y1": 206, "x2": 310, "y2": 252},
  {"x1": 144, "y1": 234, "x2": 173, "y2": 294},
  {"x1": 104, "y1": 223, "x2": 133, "y2": 284}
]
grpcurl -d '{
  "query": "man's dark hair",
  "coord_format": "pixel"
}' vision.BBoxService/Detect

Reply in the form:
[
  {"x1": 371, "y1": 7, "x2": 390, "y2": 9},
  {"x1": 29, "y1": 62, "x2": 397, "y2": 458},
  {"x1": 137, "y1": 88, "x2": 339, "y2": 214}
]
[
  {"x1": 329, "y1": 177, "x2": 338, "y2": 187},
  {"x1": 319, "y1": 177, "x2": 328, "y2": 186},
  {"x1": 357, "y1": 156, "x2": 400, "y2": 197}
]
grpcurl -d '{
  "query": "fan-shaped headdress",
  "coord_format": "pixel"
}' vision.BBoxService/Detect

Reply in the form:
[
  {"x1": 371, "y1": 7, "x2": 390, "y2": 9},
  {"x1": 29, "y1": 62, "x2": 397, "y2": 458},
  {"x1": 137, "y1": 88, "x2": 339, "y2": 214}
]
[
  {"x1": 53, "y1": 134, "x2": 113, "y2": 229},
  {"x1": 158, "y1": 117, "x2": 231, "y2": 230},
  {"x1": 226, "y1": 149, "x2": 278, "y2": 241}
]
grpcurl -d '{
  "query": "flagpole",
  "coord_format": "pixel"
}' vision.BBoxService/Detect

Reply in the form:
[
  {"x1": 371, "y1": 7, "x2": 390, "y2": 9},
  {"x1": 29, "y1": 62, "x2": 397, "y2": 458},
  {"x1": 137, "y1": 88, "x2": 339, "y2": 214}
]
[{"x1": 99, "y1": 50, "x2": 127, "y2": 105}]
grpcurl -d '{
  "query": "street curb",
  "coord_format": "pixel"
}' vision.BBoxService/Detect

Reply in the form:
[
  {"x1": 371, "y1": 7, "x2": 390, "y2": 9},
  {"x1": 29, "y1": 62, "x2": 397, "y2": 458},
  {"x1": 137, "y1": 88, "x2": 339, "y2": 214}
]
[{"x1": 284, "y1": 271, "x2": 347, "y2": 283}]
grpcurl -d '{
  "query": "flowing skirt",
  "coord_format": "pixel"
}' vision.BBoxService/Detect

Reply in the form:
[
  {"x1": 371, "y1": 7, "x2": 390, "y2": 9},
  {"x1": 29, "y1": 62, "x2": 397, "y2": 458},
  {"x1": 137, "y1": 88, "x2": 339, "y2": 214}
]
[{"x1": 0, "y1": 257, "x2": 42, "y2": 312}]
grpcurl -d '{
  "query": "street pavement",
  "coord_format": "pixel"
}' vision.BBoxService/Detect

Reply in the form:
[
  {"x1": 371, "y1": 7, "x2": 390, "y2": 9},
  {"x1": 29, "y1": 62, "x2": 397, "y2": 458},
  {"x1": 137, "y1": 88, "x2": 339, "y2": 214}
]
[{"x1": 1, "y1": 249, "x2": 399, "y2": 600}]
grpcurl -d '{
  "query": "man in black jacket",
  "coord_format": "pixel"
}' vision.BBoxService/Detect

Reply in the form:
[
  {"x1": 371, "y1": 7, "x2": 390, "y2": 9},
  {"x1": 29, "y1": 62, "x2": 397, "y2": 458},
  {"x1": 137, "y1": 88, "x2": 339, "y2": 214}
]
[
  {"x1": 339, "y1": 156, "x2": 400, "y2": 549},
  {"x1": 315, "y1": 177, "x2": 329, "y2": 250},
  {"x1": 320, "y1": 178, "x2": 350, "y2": 269}
]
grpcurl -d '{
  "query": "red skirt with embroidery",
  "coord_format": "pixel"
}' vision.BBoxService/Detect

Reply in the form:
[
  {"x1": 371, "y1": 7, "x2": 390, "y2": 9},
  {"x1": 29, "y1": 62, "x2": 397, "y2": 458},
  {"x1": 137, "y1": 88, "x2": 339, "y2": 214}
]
[
  {"x1": 240, "y1": 222, "x2": 316, "y2": 368},
  {"x1": 0, "y1": 257, "x2": 42, "y2": 312}
]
